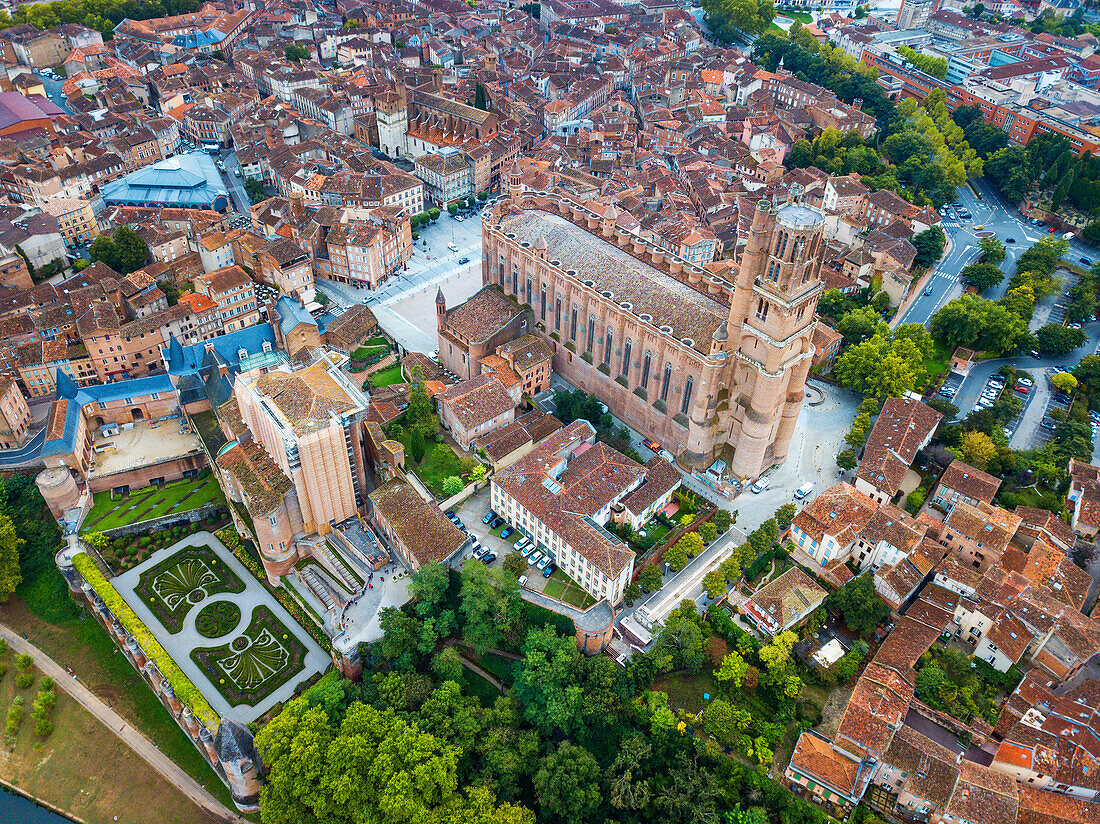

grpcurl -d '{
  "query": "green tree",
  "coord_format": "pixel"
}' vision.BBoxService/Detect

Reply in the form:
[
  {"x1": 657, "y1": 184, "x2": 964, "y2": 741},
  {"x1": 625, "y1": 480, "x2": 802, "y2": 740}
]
[
  {"x1": 1036, "y1": 323, "x2": 1086, "y2": 356},
  {"x1": 912, "y1": 225, "x2": 946, "y2": 268},
  {"x1": 827, "y1": 575, "x2": 889, "y2": 637},
  {"x1": 930, "y1": 294, "x2": 1032, "y2": 355},
  {"x1": 474, "y1": 82, "x2": 488, "y2": 111},
  {"x1": 410, "y1": 427, "x2": 426, "y2": 463},
  {"x1": 836, "y1": 304, "x2": 885, "y2": 345},
  {"x1": 898, "y1": 45, "x2": 947, "y2": 78},
  {"x1": 1051, "y1": 371, "x2": 1078, "y2": 395},
  {"x1": 774, "y1": 503, "x2": 796, "y2": 531},
  {"x1": 285, "y1": 44, "x2": 309, "y2": 61},
  {"x1": 89, "y1": 225, "x2": 150, "y2": 275},
  {"x1": 430, "y1": 647, "x2": 465, "y2": 683},
  {"x1": 460, "y1": 564, "x2": 522, "y2": 653},
  {"x1": 637, "y1": 564, "x2": 662, "y2": 591},
  {"x1": 715, "y1": 650, "x2": 750, "y2": 688},
  {"x1": 978, "y1": 235, "x2": 1006, "y2": 264},
  {"x1": 442, "y1": 476, "x2": 464, "y2": 497},
  {"x1": 1074, "y1": 355, "x2": 1100, "y2": 395},
  {"x1": 702, "y1": 569, "x2": 728, "y2": 600},
  {"x1": 502, "y1": 552, "x2": 526, "y2": 578},
  {"x1": 663, "y1": 542, "x2": 688, "y2": 572},
  {"x1": 960, "y1": 261, "x2": 1004, "y2": 291},
  {"x1": 0, "y1": 511, "x2": 23, "y2": 603},
  {"x1": 245, "y1": 177, "x2": 268, "y2": 203},
  {"x1": 834, "y1": 333, "x2": 924, "y2": 398},
  {"x1": 698, "y1": 521, "x2": 718, "y2": 544},
  {"x1": 533, "y1": 743, "x2": 601, "y2": 822},
  {"x1": 712, "y1": 509, "x2": 733, "y2": 532},
  {"x1": 957, "y1": 430, "x2": 996, "y2": 469},
  {"x1": 837, "y1": 449, "x2": 857, "y2": 470}
]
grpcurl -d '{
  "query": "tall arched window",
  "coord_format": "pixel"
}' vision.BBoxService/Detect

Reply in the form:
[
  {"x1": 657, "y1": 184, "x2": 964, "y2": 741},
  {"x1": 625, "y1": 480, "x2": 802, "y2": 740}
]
[
  {"x1": 587, "y1": 315, "x2": 596, "y2": 351},
  {"x1": 604, "y1": 330, "x2": 613, "y2": 365},
  {"x1": 540, "y1": 284, "x2": 547, "y2": 320},
  {"x1": 622, "y1": 339, "x2": 631, "y2": 377},
  {"x1": 555, "y1": 296, "x2": 562, "y2": 330},
  {"x1": 570, "y1": 305, "x2": 578, "y2": 340},
  {"x1": 641, "y1": 352, "x2": 651, "y2": 389},
  {"x1": 526, "y1": 277, "x2": 532, "y2": 303},
  {"x1": 660, "y1": 363, "x2": 672, "y2": 403},
  {"x1": 681, "y1": 376, "x2": 693, "y2": 415}
]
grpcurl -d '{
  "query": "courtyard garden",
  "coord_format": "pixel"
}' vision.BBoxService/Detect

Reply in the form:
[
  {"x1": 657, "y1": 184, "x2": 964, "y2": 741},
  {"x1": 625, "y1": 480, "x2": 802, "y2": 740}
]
[
  {"x1": 82, "y1": 471, "x2": 226, "y2": 534},
  {"x1": 133, "y1": 544, "x2": 245, "y2": 633},
  {"x1": 191, "y1": 605, "x2": 308, "y2": 707},
  {"x1": 366, "y1": 364, "x2": 405, "y2": 388},
  {"x1": 349, "y1": 338, "x2": 393, "y2": 372}
]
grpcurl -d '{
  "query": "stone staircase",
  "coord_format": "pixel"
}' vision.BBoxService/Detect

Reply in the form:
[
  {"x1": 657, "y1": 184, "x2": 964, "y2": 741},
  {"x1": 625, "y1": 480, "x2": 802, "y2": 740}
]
[
  {"x1": 310, "y1": 540, "x2": 359, "y2": 592},
  {"x1": 297, "y1": 567, "x2": 336, "y2": 612}
]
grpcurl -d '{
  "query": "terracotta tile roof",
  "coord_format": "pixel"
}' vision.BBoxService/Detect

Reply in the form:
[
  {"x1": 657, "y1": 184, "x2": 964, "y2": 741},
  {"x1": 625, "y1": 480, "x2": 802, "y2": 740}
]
[
  {"x1": 835, "y1": 662, "x2": 914, "y2": 757},
  {"x1": 1020, "y1": 538, "x2": 1091, "y2": 610},
  {"x1": 744, "y1": 567, "x2": 826, "y2": 631},
  {"x1": 938, "y1": 459, "x2": 1000, "y2": 506},
  {"x1": 369, "y1": 479, "x2": 466, "y2": 567},
  {"x1": 215, "y1": 440, "x2": 293, "y2": 518},
  {"x1": 985, "y1": 612, "x2": 1032, "y2": 663},
  {"x1": 944, "y1": 500, "x2": 1021, "y2": 557},
  {"x1": 792, "y1": 482, "x2": 878, "y2": 544},
  {"x1": 788, "y1": 731, "x2": 861, "y2": 797},
  {"x1": 492, "y1": 420, "x2": 637, "y2": 580},
  {"x1": 440, "y1": 374, "x2": 515, "y2": 430},
  {"x1": 620, "y1": 455, "x2": 680, "y2": 516},
  {"x1": 871, "y1": 616, "x2": 940, "y2": 675},
  {"x1": 324, "y1": 304, "x2": 378, "y2": 351},
  {"x1": 859, "y1": 504, "x2": 926, "y2": 555},
  {"x1": 252, "y1": 358, "x2": 361, "y2": 435},
  {"x1": 498, "y1": 333, "x2": 552, "y2": 370},
  {"x1": 1017, "y1": 786, "x2": 1100, "y2": 824},
  {"x1": 856, "y1": 398, "x2": 941, "y2": 497},
  {"x1": 441, "y1": 285, "x2": 525, "y2": 344},
  {"x1": 882, "y1": 725, "x2": 959, "y2": 808},
  {"x1": 1014, "y1": 506, "x2": 1075, "y2": 552},
  {"x1": 943, "y1": 761, "x2": 1019, "y2": 824}
]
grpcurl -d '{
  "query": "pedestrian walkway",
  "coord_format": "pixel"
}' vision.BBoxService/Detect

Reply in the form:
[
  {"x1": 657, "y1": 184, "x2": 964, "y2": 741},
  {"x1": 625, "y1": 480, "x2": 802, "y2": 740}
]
[{"x1": 0, "y1": 623, "x2": 245, "y2": 824}]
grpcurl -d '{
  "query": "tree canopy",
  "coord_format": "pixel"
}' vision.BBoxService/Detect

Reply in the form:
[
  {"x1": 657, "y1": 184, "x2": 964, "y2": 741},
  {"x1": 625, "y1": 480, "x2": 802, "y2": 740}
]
[{"x1": 89, "y1": 226, "x2": 150, "y2": 275}]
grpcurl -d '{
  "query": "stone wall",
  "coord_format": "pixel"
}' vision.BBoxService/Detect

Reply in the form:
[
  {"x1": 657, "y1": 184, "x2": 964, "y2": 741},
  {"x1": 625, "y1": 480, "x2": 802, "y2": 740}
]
[{"x1": 96, "y1": 502, "x2": 227, "y2": 539}]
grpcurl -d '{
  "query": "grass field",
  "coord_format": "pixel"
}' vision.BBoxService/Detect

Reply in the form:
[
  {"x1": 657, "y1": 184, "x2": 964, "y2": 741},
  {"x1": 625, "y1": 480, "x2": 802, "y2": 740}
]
[
  {"x1": 83, "y1": 473, "x2": 226, "y2": 534},
  {"x1": 390, "y1": 434, "x2": 469, "y2": 498},
  {"x1": 0, "y1": 640, "x2": 220, "y2": 824},
  {"x1": 367, "y1": 364, "x2": 405, "y2": 387},
  {"x1": 545, "y1": 568, "x2": 596, "y2": 609},
  {"x1": 921, "y1": 342, "x2": 953, "y2": 390},
  {"x1": 0, "y1": 598, "x2": 235, "y2": 811},
  {"x1": 776, "y1": 8, "x2": 813, "y2": 22}
]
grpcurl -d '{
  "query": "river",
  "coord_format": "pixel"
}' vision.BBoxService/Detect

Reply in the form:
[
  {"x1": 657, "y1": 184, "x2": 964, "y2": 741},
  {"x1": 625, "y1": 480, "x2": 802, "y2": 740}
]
[{"x1": 0, "y1": 786, "x2": 76, "y2": 823}]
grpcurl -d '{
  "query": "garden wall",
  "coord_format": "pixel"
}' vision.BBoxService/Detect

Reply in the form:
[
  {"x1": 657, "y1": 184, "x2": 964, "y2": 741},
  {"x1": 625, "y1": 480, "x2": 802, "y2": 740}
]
[
  {"x1": 98, "y1": 503, "x2": 226, "y2": 539},
  {"x1": 632, "y1": 496, "x2": 718, "y2": 580},
  {"x1": 438, "y1": 478, "x2": 486, "y2": 511}
]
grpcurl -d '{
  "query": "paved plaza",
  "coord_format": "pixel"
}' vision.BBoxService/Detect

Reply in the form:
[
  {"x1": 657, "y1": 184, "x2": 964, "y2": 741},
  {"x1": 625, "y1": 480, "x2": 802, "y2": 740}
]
[{"x1": 113, "y1": 531, "x2": 329, "y2": 723}]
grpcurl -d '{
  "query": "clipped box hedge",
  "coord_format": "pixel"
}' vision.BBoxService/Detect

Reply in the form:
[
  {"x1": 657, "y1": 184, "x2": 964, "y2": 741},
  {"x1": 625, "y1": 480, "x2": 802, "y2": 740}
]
[{"x1": 71, "y1": 553, "x2": 219, "y2": 731}]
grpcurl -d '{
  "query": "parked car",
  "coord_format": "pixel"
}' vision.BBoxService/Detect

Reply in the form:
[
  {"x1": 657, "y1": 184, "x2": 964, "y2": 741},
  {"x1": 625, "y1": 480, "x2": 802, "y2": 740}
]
[
  {"x1": 1030, "y1": 350, "x2": 1042, "y2": 359},
  {"x1": 1006, "y1": 237, "x2": 1016, "y2": 243},
  {"x1": 490, "y1": 516, "x2": 504, "y2": 528},
  {"x1": 527, "y1": 551, "x2": 544, "y2": 567},
  {"x1": 536, "y1": 556, "x2": 551, "y2": 571},
  {"x1": 520, "y1": 544, "x2": 535, "y2": 558},
  {"x1": 458, "y1": 257, "x2": 469, "y2": 264},
  {"x1": 542, "y1": 562, "x2": 557, "y2": 578},
  {"x1": 515, "y1": 537, "x2": 532, "y2": 552},
  {"x1": 1069, "y1": 322, "x2": 1082, "y2": 330},
  {"x1": 643, "y1": 437, "x2": 660, "y2": 452},
  {"x1": 482, "y1": 511, "x2": 496, "y2": 524},
  {"x1": 472, "y1": 546, "x2": 488, "y2": 560},
  {"x1": 501, "y1": 526, "x2": 514, "y2": 539},
  {"x1": 447, "y1": 243, "x2": 459, "y2": 252},
  {"x1": 518, "y1": 575, "x2": 529, "y2": 587},
  {"x1": 750, "y1": 477, "x2": 769, "y2": 494},
  {"x1": 481, "y1": 552, "x2": 497, "y2": 564},
  {"x1": 794, "y1": 482, "x2": 814, "y2": 500},
  {"x1": 1017, "y1": 376, "x2": 1034, "y2": 386},
  {"x1": 1015, "y1": 385, "x2": 1030, "y2": 395}
]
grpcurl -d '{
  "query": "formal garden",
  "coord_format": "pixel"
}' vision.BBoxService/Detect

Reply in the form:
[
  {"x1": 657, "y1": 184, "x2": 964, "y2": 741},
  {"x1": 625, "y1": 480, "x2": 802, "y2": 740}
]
[
  {"x1": 81, "y1": 471, "x2": 226, "y2": 534},
  {"x1": 87, "y1": 512, "x2": 232, "y2": 574},
  {"x1": 112, "y1": 533, "x2": 328, "y2": 722},
  {"x1": 191, "y1": 605, "x2": 308, "y2": 707},
  {"x1": 133, "y1": 544, "x2": 245, "y2": 633}
]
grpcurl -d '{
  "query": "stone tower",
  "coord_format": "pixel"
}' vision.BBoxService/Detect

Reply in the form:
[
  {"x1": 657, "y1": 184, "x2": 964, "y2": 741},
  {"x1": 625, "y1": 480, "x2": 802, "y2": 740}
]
[
  {"x1": 435, "y1": 286, "x2": 446, "y2": 328},
  {"x1": 214, "y1": 719, "x2": 263, "y2": 812},
  {"x1": 36, "y1": 467, "x2": 80, "y2": 521},
  {"x1": 375, "y1": 88, "x2": 407, "y2": 159},
  {"x1": 723, "y1": 186, "x2": 824, "y2": 478}
]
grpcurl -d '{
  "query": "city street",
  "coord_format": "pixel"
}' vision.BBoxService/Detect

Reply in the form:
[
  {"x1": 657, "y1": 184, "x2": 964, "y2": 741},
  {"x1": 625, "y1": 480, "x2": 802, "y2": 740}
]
[{"x1": 896, "y1": 180, "x2": 1096, "y2": 328}]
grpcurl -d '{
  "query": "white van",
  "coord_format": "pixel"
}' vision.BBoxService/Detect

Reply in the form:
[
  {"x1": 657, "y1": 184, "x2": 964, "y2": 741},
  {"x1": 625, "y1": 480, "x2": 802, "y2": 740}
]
[
  {"x1": 795, "y1": 482, "x2": 814, "y2": 500},
  {"x1": 750, "y1": 477, "x2": 769, "y2": 494}
]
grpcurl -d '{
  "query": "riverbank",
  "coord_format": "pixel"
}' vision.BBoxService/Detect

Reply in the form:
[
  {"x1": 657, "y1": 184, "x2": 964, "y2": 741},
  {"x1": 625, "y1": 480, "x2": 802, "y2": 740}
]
[
  {"x1": 1, "y1": 778, "x2": 83, "y2": 822},
  {"x1": 0, "y1": 614, "x2": 218, "y2": 824}
]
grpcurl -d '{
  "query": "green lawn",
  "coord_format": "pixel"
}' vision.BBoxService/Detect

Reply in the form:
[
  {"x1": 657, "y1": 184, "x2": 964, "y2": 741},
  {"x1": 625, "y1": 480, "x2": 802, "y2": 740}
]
[
  {"x1": 82, "y1": 472, "x2": 225, "y2": 533},
  {"x1": 921, "y1": 342, "x2": 952, "y2": 390},
  {"x1": 367, "y1": 364, "x2": 404, "y2": 387},
  {"x1": 546, "y1": 567, "x2": 596, "y2": 609},
  {"x1": 392, "y1": 435, "x2": 469, "y2": 498}
]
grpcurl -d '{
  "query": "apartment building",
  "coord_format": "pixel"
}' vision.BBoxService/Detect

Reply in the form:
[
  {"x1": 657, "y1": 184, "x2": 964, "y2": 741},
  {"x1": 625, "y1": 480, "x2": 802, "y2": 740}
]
[
  {"x1": 194, "y1": 265, "x2": 260, "y2": 332},
  {"x1": 39, "y1": 198, "x2": 99, "y2": 247},
  {"x1": 491, "y1": 420, "x2": 679, "y2": 605}
]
